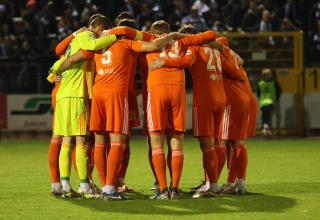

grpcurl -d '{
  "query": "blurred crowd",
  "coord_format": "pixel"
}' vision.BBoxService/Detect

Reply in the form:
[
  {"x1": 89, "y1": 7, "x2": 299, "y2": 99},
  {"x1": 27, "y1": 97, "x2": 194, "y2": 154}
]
[{"x1": 0, "y1": 0, "x2": 319, "y2": 93}]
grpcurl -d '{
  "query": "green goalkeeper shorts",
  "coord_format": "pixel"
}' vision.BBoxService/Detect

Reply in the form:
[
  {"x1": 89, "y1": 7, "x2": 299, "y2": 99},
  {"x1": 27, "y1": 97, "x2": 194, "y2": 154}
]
[{"x1": 54, "y1": 97, "x2": 90, "y2": 136}]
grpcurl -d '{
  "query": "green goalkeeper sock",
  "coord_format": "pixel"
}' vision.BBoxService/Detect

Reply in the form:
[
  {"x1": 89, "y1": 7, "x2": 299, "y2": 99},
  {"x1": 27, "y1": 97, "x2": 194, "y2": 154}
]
[
  {"x1": 59, "y1": 143, "x2": 72, "y2": 180},
  {"x1": 76, "y1": 144, "x2": 88, "y2": 183}
]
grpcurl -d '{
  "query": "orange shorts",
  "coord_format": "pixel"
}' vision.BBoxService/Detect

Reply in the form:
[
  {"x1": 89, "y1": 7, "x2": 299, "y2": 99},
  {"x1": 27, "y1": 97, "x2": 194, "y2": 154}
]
[
  {"x1": 147, "y1": 85, "x2": 186, "y2": 133},
  {"x1": 128, "y1": 94, "x2": 140, "y2": 129},
  {"x1": 90, "y1": 92, "x2": 129, "y2": 135},
  {"x1": 221, "y1": 100, "x2": 250, "y2": 140},
  {"x1": 193, "y1": 102, "x2": 225, "y2": 138},
  {"x1": 51, "y1": 84, "x2": 60, "y2": 129},
  {"x1": 247, "y1": 95, "x2": 258, "y2": 137}
]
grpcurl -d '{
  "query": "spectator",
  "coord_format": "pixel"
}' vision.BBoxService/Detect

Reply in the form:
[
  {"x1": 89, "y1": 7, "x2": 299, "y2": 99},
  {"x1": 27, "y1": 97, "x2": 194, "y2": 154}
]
[
  {"x1": 167, "y1": 0, "x2": 189, "y2": 31},
  {"x1": 231, "y1": 0, "x2": 249, "y2": 31},
  {"x1": 281, "y1": 17, "x2": 297, "y2": 31},
  {"x1": 242, "y1": 0, "x2": 260, "y2": 32},
  {"x1": 312, "y1": 20, "x2": 320, "y2": 58},
  {"x1": 257, "y1": 68, "x2": 282, "y2": 138},
  {"x1": 57, "y1": 8, "x2": 79, "y2": 41},
  {"x1": 310, "y1": 0, "x2": 320, "y2": 32},
  {"x1": 280, "y1": 0, "x2": 302, "y2": 28},
  {"x1": 136, "y1": 3, "x2": 155, "y2": 31},
  {"x1": 260, "y1": 9, "x2": 272, "y2": 32},
  {"x1": 182, "y1": 5, "x2": 207, "y2": 32}
]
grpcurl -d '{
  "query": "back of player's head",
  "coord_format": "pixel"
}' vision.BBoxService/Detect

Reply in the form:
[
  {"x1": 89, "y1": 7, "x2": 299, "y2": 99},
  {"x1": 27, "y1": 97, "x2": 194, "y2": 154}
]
[
  {"x1": 149, "y1": 20, "x2": 170, "y2": 35},
  {"x1": 90, "y1": 15, "x2": 112, "y2": 30},
  {"x1": 178, "y1": 25, "x2": 198, "y2": 34},
  {"x1": 216, "y1": 37, "x2": 229, "y2": 47},
  {"x1": 116, "y1": 11, "x2": 135, "y2": 25},
  {"x1": 117, "y1": 19, "x2": 137, "y2": 29},
  {"x1": 89, "y1": 13, "x2": 104, "y2": 26}
]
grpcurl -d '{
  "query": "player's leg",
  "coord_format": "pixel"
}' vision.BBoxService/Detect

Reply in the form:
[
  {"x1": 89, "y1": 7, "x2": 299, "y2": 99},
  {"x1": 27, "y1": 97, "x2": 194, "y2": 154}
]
[
  {"x1": 168, "y1": 132, "x2": 184, "y2": 199},
  {"x1": 75, "y1": 135, "x2": 92, "y2": 196},
  {"x1": 59, "y1": 136, "x2": 76, "y2": 196},
  {"x1": 117, "y1": 135, "x2": 133, "y2": 192},
  {"x1": 234, "y1": 139, "x2": 248, "y2": 194},
  {"x1": 149, "y1": 132, "x2": 168, "y2": 199},
  {"x1": 94, "y1": 131, "x2": 107, "y2": 187},
  {"x1": 168, "y1": 85, "x2": 187, "y2": 199},
  {"x1": 147, "y1": 86, "x2": 170, "y2": 199},
  {"x1": 102, "y1": 133, "x2": 127, "y2": 199},
  {"x1": 48, "y1": 134, "x2": 62, "y2": 195},
  {"x1": 147, "y1": 133, "x2": 159, "y2": 190},
  {"x1": 214, "y1": 103, "x2": 227, "y2": 179}
]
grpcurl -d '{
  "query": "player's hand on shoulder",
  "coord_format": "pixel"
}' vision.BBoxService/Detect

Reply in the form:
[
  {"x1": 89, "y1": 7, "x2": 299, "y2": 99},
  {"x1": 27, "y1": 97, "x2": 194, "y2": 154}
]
[
  {"x1": 168, "y1": 32, "x2": 187, "y2": 40},
  {"x1": 149, "y1": 58, "x2": 165, "y2": 71}
]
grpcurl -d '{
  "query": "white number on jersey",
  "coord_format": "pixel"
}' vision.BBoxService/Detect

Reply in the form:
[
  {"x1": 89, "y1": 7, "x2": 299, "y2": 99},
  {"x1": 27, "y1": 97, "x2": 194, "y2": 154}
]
[
  {"x1": 101, "y1": 49, "x2": 112, "y2": 66},
  {"x1": 204, "y1": 47, "x2": 222, "y2": 72},
  {"x1": 159, "y1": 40, "x2": 180, "y2": 58}
]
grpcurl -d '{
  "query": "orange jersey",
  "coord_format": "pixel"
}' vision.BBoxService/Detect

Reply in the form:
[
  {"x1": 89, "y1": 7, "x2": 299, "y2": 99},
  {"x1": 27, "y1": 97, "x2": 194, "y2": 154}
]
[
  {"x1": 51, "y1": 83, "x2": 60, "y2": 110},
  {"x1": 138, "y1": 53, "x2": 149, "y2": 111},
  {"x1": 161, "y1": 45, "x2": 226, "y2": 105},
  {"x1": 93, "y1": 39, "x2": 143, "y2": 95},
  {"x1": 221, "y1": 48, "x2": 248, "y2": 104},
  {"x1": 55, "y1": 34, "x2": 74, "y2": 56},
  {"x1": 146, "y1": 31, "x2": 217, "y2": 89}
]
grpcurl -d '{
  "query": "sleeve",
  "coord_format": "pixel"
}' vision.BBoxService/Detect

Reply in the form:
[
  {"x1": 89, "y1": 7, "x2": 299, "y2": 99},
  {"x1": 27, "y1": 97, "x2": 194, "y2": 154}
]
[
  {"x1": 179, "y1": 31, "x2": 217, "y2": 47},
  {"x1": 221, "y1": 49, "x2": 246, "y2": 82},
  {"x1": 55, "y1": 34, "x2": 74, "y2": 56},
  {"x1": 81, "y1": 49, "x2": 94, "y2": 59},
  {"x1": 80, "y1": 32, "x2": 118, "y2": 51},
  {"x1": 164, "y1": 47, "x2": 197, "y2": 69},
  {"x1": 127, "y1": 40, "x2": 144, "y2": 52}
]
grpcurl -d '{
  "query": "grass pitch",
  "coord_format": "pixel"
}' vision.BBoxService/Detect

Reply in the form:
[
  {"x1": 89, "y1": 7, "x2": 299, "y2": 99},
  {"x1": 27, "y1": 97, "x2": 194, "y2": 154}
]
[{"x1": 0, "y1": 137, "x2": 319, "y2": 220}]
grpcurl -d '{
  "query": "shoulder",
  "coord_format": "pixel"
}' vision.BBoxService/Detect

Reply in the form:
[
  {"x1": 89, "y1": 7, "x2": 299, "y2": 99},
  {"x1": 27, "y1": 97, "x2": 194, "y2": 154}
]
[{"x1": 76, "y1": 31, "x2": 96, "y2": 40}]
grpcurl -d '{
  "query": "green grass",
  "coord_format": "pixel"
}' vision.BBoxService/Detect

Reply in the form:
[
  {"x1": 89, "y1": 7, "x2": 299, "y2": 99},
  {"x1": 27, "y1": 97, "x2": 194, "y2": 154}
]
[{"x1": 0, "y1": 138, "x2": 319, "y2": 220}]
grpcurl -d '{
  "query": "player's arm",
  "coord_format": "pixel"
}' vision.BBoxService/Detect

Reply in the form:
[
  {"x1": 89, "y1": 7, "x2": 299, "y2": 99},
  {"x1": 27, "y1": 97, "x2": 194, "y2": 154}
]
[
  {"x1": 139, "y1": 32, "x2": 185, "y2": 52},
  {"x1": 149, "y1": 47, "x2": 197, "y2": 71},
  {"x1": 109, "y1": 26, "x2": 155, "y2": 41},
  {"x1": 55, "y1": 27, "x2": 88, "y2": 56},
  {"x1": 55, "y1": 50, "x2": 94, "y2": 74},
  {"x1": 221, "y1": 48, "x2": 246, "y2": 82},
  {"x1": 80, "y1": 31, "x2": 118, "y2": 51},
  {"x1": 179, "y1": 31, "x2": 217, "y2": 46}
]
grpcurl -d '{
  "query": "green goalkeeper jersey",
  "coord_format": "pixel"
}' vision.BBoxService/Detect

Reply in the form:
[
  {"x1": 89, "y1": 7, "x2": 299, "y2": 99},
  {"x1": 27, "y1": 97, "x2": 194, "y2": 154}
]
[{"x1": 56, "y1": 31, "x2": 117, "y2": 101}]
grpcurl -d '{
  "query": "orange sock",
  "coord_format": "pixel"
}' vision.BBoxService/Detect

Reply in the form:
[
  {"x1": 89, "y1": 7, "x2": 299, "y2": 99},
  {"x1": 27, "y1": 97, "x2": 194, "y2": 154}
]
[
  {"x1": 215, "y1": 144, "x2": 226, "y2": 178},
  {"x1": 71, "y1": 145, "x2": 78, "y2": 176},
  {"x1": 227, "y1": 147, "x2": 238, "y2": 183},
  {"x1": 48, "y1": 137, "x2": 62, "y2": 183},
  {"x1": 235, "y1": 144, "x2": 248, "y2": 179},
  {"x1": 118, "y1": 140, "x2": 130, "y2": 180},
  {"x1": 203, "y1": 147, "x2": 218, "y2": 183},
  {"x1": 106, "y1": 141, "x2": 125, "y2": 186},
  {"x1": 171, "y1": 149, "x2": 184, "y2": 189},
  {"x1": 94, "y1": 142, "x2": 106, "y2": 186},
  {"x1": 167, "y1": 147, "x2": 172, "y2": 180},
  {"x1": 148, "y1": 138, "x2": 158, "y2": 183},
  {"x1": 152, "y1": 147, "x2": 167, "y2": 191}
]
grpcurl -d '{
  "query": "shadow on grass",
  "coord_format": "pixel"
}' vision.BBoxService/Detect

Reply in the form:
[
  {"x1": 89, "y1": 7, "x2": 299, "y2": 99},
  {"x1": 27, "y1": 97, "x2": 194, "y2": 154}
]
[{"x1": 62, "y1": 182, "x2": 302, "y2": 216}]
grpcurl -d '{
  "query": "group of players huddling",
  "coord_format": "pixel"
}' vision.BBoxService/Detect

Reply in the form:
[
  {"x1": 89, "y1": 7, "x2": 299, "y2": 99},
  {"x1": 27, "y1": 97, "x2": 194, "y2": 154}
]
[{"x1": 47, "y1": 11, "x2": 258, "y2": 200}]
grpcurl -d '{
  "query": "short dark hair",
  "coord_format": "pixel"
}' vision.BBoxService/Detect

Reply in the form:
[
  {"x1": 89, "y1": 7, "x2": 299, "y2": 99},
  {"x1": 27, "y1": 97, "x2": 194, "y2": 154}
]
[
  {"x1": 117, "y1": 19, "x2": 137, "y2": 29},
  {"x1": 116, "y1": 11, "x2": 135, "y2": 25},
  {"x1": 178, "y1": 24, "x2": 198, "y2": 34},
  {"x1": 90, "y1": 15, "x2": 112, "y2": 29},
  {"x1": 149, "y1": 20, "x2": 170, "y2": 35}
]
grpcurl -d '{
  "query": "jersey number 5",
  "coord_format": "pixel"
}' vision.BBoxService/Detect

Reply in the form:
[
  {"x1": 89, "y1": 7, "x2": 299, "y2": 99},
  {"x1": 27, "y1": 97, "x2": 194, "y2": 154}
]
[{"x1": 101, "y1": 50, "x2": 112, "y2": 65}]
